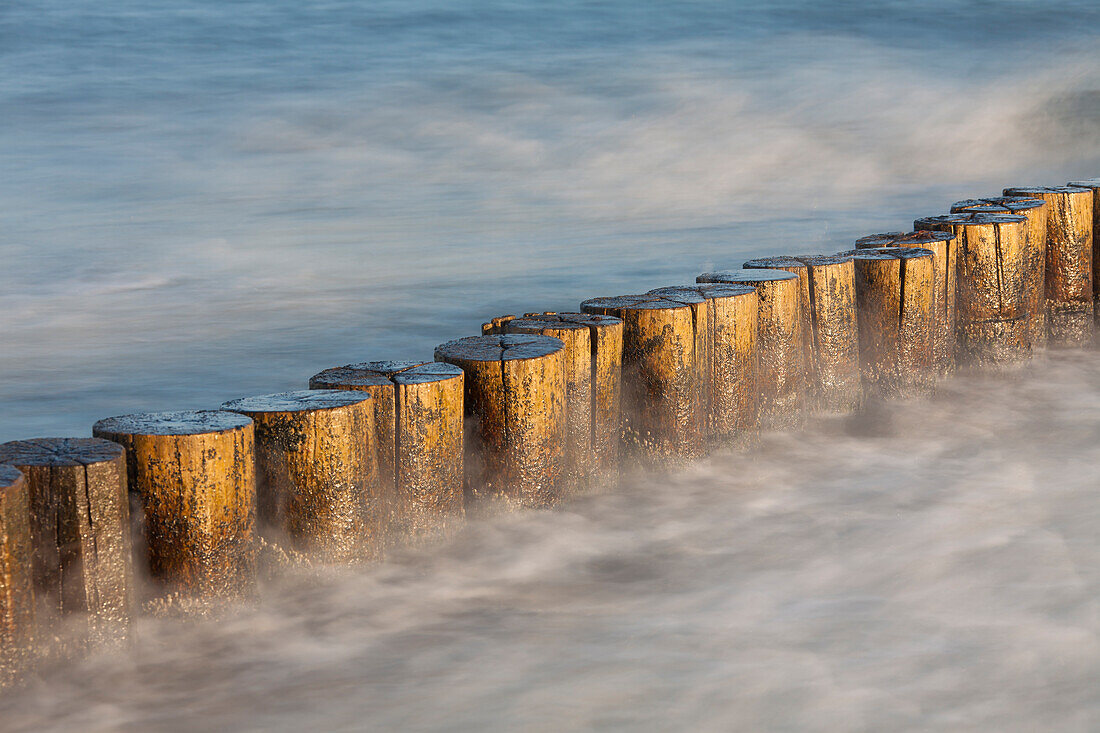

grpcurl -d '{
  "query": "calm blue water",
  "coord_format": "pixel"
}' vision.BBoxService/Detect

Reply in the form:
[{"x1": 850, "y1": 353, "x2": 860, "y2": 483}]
[{"x1": 4, "y1": 3, "x2": 1100, "y2": 730}]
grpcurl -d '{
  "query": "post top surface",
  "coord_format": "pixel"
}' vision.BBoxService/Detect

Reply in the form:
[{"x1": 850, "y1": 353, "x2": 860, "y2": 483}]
[
  {"x1": 506, "y1": 312, "x2": 622, "y2": 329},
  {"x1": 93, "y1": 410, "x2": 253, "y2": 437},
  {"x1": 581, "y1": 292, "x2": 705, "y2": 312},
  {"x1": 310, "y1": 361, "x2": 463, "y2": 388},
  {"x1": 841, "y1": 247, "x2": 934, "y2": 261},
  {"x1": 951, "y1": 196, "x2": 1046, "y2": 213},
  {"x1": 697, "y1": 268, "x2": 799, "y2": 284},
  {"x1": 648, "y1": 283, "x2": 757, "y2": 300},
  {"x1": 856, "y1": 230, "x2": 955, "y2": 248},
  {"x1": 0, "y1": 465, "x2": 23, "y2": 490},
  {"x1": 223, "y1": 389, "x2": 372, "y2": 414},
  {"x1": 435, "y1": 333, "x2": 564, "y2": 363},
  {"x1": 798, "y1": 254, "x2": 853, "y2": 266},
  {"x1": 0, "y1": 437, "x2": 124, "y2": 467},
  {"x1": 1068, "y1": 179, "x2": 1100, "y2": 189},
  {"x1": 742, "y1": 256, "x2": 806, "y2": 270},
  {"x1": 1004, "y1": 185, "x2": 1090, "y2": 196}
]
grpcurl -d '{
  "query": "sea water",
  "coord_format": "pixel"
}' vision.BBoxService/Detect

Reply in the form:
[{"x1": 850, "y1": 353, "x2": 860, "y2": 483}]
[{"x1": 3, "y1": 1, "x2": 1100, "y2": 729}]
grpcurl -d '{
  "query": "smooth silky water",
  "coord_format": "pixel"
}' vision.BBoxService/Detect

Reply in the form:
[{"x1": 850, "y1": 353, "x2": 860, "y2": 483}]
[{"x1": 3, "y1": 1, "x2": 1100, "y2": 729}]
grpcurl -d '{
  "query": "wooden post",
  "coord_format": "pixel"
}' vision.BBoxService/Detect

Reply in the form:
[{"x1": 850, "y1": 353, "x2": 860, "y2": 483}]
[
  {"x1": 222, "y1": 391, "x2": 381, "y2": 562},
  {"x1": 840, "y1": 247, "x2": 936, "y2": 398},
  {"x1": 308, "y1": 361, "x2": 464, "y2": 545},
  {"x1": 487, "y1": 313, "x2": 624, "y2": 489},
  {"x1": 0, "y1": 466, "x2": 35, "y2": 687},
  {"x1": 647, "y1": 285, "x2": 759, "y2": 444},
  {"x1": 742, "y1": 255, "x2": 860, "y2": 414},
  {"x1": 434, "y1": 334, "x2": 567, "y2": 510},
  {"x1": 580, "y1": 293, "x2": 707, "y2": 458},
  {"x1": 915, "y1": 214, "x2": 1032, "y2": 364},
  {"x1": 951, "y1": 196, "x2": 1049, "y2": 348},
  {"x1": 1067, "y1": 179, "x2": 1100, "y2": 324},
  {"x1": 0, "y1": 438, "x2": 132, "y2": 647},
  {"x1": 1003, "y1": 186, "x2": 1093, "y2": 345},
  {"x1": 695, "y1": 269, "x2": 806, "y2": 429},
  {"x1": 92, "y1": 411, "x2": 256, "y2": 602},
  {"x1": 866, "y1": 228, "x2": 957, "y2": 377}
]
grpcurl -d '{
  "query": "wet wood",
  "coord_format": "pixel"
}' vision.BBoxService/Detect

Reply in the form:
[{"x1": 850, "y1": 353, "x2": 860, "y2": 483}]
[
  {"x1": 743, "y1": 255, "x2": 860, "y2": 414},
  {"x1": 696, "y1": 269, "x2": 806, "y2": 429},
  {"x1": 951, "y1": 196, "x2": 1049, "y2": 348},
  {"x1": 308, "y1": 361, "x2": 464, "y2": 545},
  {"x1": 222, "y1": 391, "x2": 381, "y2": 562},
  {"x1": 92, "y1": 410, "x2": 256, "y2": 602},
  {"x1": 435, "y1": 334, "x2": 567, "y2": 510},
  {"x1": 1067, "y1": 179, "x2": 1100, "y2": 324},
  {"x1": 580, "y1": 293, "x2": 707, "y2": 459},
  {"x1": 647, "y1": 285, "x2": 759, "y2": 444},
  {"x1": 1003, "y1": 185, "x2": 1093, "y2": 346},
  {"x1": 488, "y1": 312, "x2": 624, "y2": 489},
  {"x1": 867, "y1": 228, "x2": 957, "y2": 377},
  {"x1": 841, "y1": 247, "x2": 936, "y2": 398},
  {"x1": 0, "y1": 438, "x2": 132, "y2": 647},
  {"x1": 0, "y1": 466, "x2": 35, "y2": 687}
]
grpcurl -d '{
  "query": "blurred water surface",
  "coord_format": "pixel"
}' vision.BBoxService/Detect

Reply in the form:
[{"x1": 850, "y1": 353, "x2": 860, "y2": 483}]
[{"x1": 3, "y1": 2, "x2": 1100, "y2": 729}]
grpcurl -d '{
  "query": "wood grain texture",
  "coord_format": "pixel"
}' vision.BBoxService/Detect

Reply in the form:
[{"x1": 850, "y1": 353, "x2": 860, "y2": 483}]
[
  {"x1": 648, "y1": 285, "x2": 759, "y2": 444},
  {"x1": 581, "y1": 294, "x2": 707, "y2": 459},
  {"x1": 435, "y1": 334, "x2": 567, "y2": 510},
  {"x1": 0, "y1": 466, "x2": 35, "y2": 687},
  {"x1": 841, "y1": 247, "x2": 936, "y2": 398},
  {"x1": 1004, "y1": 186, "x2": 1094, "y2": 346},
  {"x1": 92, "y1": 411, "x2": 256, "y2": 602},
  {"x1": 309, "y1": 362, "x2": 464, "y2": 545},
  {"x1": 490, "y1": 312, "x2": 623, "y2": 490},
  {"x1": 222, "y1": 391, "x2": 381, "y2": 562},
  {"x1": 951, "y1": 197, "x2": 1048, "y2": 348},
  {"x1": 0, "y1": 438, "x2": 133, "y2": 647},
  {"x1": 743, "y1": 255, "x2": 860, "y2": 414},
  {"x1": 696, "y1": 270, "x2": 806, "y2": 429},
  {"x1": 1067, "y1": 179, "x2": 1100, "y2": 323}
]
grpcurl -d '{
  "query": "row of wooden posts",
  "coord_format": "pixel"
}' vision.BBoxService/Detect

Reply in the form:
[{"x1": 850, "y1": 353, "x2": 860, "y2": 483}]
[{"x1": 1, "y1": 181, "x2": 1098, "y2": 685}]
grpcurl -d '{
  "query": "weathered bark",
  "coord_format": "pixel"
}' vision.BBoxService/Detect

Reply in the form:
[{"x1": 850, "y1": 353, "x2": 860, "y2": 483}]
[
  {"x1": 0, "y1": 438, "x2": 132, "y2": 647},
  {"x1": 1003, "y1": 186, "x2": 1093, "y2": 346},
  {"x1": 92, "y1": 411, "x2": 256, "y2": 602},
  {"x1": 0, "y1": 466, "x2": 35, "y2": 687},
  {"x1": 951, "y1": 197, "x2": 1048, "y2": 348},
  {"x1": 909, "y1": 216, "x2": 1032, "y2": 365},
  {"x1": 488, "y1": 312, "x2": 623, "y2": 490},
  {"x1": 647, "y1": 285, "x2": 759, "y2": 445},
  {"x1": 580, "y1": 294, "x2": 707, "y2": 459},
  {"x1": 869, "y1": 228, "x2": 957, "y2": 377},
  {"x1": 309, "y1": 362, "x2": 464, "y2": 545},
  {"x1": 222, "y1": 391, "x2": 381, "y2": 562},
  {"x1": 1067, "y1": 179, "x2": 1100, "y2": 325},
  {"x1": 696, "y1": 269, "x2": 806, "y2": 429},
  {"x1": 743, "y1": 255, "x2": 860, "y2": 414},
  {"x1": 435, "y1": 334, "x2": 567, "y2": 510},
  {"x1": 841, "y1": 247, "x2": 936, "y2": 398}
]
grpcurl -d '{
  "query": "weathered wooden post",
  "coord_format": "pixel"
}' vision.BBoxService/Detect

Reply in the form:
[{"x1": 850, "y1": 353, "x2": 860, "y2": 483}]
[
  {"x1": 580, "y1": 293, "x2": 707, "y2": 458},
  {"x1": 841, "y1": 247, "x2": 936, "y2": 398},
  {"x1": 868, "y1": 228, "x2": 957, "y2": 377},
  {"x1": 1067, "y1": 179, "x2": 1100, "y2": 322},
  {"x1": 0, "y1": 466, "x2": 35, "y2": 687},
  {"x1": 435, "y1": 334, "x2": 567, "y2": 510},
  {"x1": 951, "y1": 196, "x2": 1049, "y2": 348},
  {"x1": 647, "y1": 284, "x2": 759, "y2": 445},
  {"x1": 222, "y1": 391, "x2": 382, "y2": 562},
  {"x1": 0, "y1": 438, "x2": 132, "y2": 647},
  {"x1": 308, "y1": 361, "x2": 464, "y2": 544},
  {"x1": 742, "y1": 255, "x2": 860, "y2": 414},
  {"x1": 1003, "y1": 185, "x2": 1093, "y2": 345},
  {"x1": 486, "y1": 313, "x2": 624, "y2": 489},
  {"x1": 92, "y1": 411, "x2": 256, "y2": 602},
  {"x1": 915, "y1": 214, "x2": 1032, "y2": 364},
  {"x1": 695, "y1": 269, "x2": 806, "y2": 429}
]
